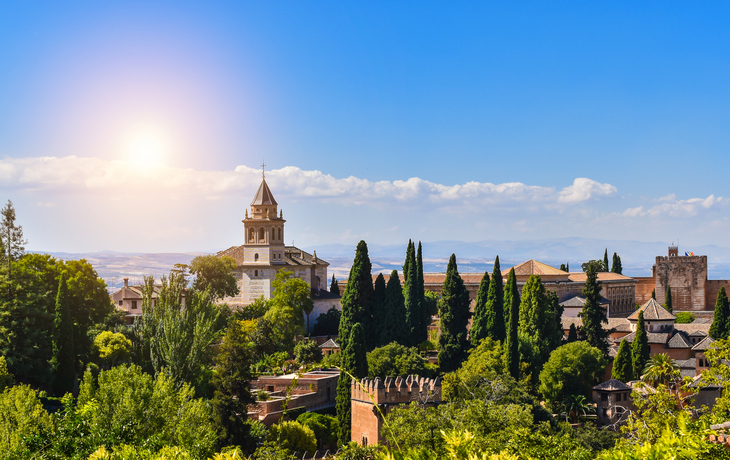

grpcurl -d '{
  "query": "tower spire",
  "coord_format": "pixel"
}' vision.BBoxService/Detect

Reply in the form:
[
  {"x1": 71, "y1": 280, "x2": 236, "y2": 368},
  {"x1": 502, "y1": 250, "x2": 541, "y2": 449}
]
[{"x1": 261, "y1": 159, "x2": 266, "y2": 179}]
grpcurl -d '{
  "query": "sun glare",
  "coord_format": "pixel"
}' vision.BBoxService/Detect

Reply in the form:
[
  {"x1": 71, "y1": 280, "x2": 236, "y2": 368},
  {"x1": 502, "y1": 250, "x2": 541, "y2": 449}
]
[{"x1": 127, "y1": 132, "x2": 167, "y2": 165}]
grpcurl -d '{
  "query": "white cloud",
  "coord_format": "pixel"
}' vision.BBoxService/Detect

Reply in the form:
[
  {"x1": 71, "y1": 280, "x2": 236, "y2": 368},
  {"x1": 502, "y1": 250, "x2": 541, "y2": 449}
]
[
  {"x1": 558, "y1": 178, "x2": 617, "y2": 203},
  {"x1": 0, "y1": 156, "x2": 613, "y2": 210}
]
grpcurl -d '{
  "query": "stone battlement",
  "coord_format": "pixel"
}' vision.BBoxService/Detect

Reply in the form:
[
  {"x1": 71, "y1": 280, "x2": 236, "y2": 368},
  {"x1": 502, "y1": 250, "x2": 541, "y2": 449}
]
[{"x1": 350, "y1": 374, "x2": 441, "y2": 404}]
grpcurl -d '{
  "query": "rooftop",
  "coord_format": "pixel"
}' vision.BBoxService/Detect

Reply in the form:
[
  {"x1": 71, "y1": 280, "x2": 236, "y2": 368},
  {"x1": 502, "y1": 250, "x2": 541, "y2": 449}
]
[{"x1": 628, "y1": 298, "x2": 676, "y2": 321}]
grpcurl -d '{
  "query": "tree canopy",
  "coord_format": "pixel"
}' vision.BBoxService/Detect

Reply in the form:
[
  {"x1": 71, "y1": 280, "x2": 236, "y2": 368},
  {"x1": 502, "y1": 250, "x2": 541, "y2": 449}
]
[
  {"x1": 539, "y1": 341, "x2": 607, "y2": 409},
  {"x1": 438, "y1": 254, "x2": 471, "y2": 373},
  {"x1": 189, "y1": 254, "x2": 239, "y2": 300}
]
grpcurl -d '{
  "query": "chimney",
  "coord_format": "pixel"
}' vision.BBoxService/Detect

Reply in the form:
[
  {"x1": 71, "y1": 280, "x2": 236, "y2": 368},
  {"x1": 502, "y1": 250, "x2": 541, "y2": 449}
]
[{"x1": 123, "y1": 277, "x2": 129, "y2": 287}]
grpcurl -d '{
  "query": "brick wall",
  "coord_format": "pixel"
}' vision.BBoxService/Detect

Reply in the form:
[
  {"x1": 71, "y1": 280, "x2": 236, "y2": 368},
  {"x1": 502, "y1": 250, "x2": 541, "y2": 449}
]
[
  {"x1": 705, "y1": 280, "x2": 730, "y2": 310},
  {"x1": 635, "y1": 277, "x2": 656, "y2": 306}
]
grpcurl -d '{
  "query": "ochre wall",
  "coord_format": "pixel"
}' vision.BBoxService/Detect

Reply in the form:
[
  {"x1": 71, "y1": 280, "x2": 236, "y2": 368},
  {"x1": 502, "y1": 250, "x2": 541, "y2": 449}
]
[
  {"x1": 705, "y1": 280, "x2": 730, "y2": 310},
  {"x1": 634, "y1": 277, "x2": 656, "y2": 306}
]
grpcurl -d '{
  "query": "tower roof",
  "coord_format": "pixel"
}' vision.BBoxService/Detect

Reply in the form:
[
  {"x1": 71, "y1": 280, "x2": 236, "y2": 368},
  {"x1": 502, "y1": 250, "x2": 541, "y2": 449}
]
[
  {"x1": 511, "y1": 259, "x2": 568, "y2": 276},
  {"x1": 627, "y1": 298, "x2": 676, "y2": 321},
  {"x1": 251, "y1": 179, "x2": 278, "y2": 206}
]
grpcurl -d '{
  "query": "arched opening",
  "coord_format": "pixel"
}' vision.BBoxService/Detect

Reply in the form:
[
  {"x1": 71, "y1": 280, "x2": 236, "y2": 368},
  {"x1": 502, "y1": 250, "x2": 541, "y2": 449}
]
[
  {"x1": 254, "y1": 253, "x2": 259, "y2": 262},
  {"x1": 259, "y1": 228, "x2": 265, "y2": 242},
  {"x1": 278, "y1": 227, "x2": 282, "y2": 241},
  {"x1": 248, "y1": 228, "x2": 255, "y2": 242},
  {"x1": 271, "y1": 228, "x2": 276, "y2": 241},
  {"x1": 254, "y1": 270, "x2": 258, "y2": 277}
]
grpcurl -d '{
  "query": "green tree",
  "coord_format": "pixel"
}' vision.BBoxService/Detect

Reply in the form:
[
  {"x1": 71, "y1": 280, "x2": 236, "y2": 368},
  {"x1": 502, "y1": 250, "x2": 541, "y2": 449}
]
[
  {"x1": 632, "y1": 310, "x2": 650, "y2": 379},
  {"x1": 93, "y1": 330, "x2": 132, "y2": 368},
  {"x1": 518, "y1": 275, "x2": 558, "y2": 377},
  {"x1": 602, "y1": 249, "x2": 609, "y2": 272},
  {"x1": 0, "y1": 200, "x2": 27, "y2": 286},
  {"x1": 469, "y1": 271, "x2": 490, "y2": 346},
  {"x1": 297, "y1": 412, "x2": 338, "y2": 449},
  {"x1": 403, "y1": 240, "x2": 421, "y2": 347},
  {"x1": 489, "y1": 257, "x2": 505, "y2": 338},
  {"x1": 443, "y1": 337, "x2": 507, "y2": 401},
  {"x1": 212, "y1": 319, "x2": 255, "y2": 452},
  {"x1": 665, "y1": 286, "x2": 673, "y2": 313},
  {"x1": 137, "y1": 272, "x2": 221, "y2": 390},
  {"x1": 371, "y1": 273, "x2": 387, "y2": 348},
  {"x1": 611, "y1": 253, "x2": 623, "y2": 274},
  {"x1": 339, "y1": 241, "x2": 374, "y2": 351},
  {"x1": 567, "y1": 323, "x2": 578, "y2": 343},
  {"x1": 545, "y1": 290, "x2": 565, "y2": 353},
  {"x1": 367, "y1": 342, "x2": 429, "y2": 379},
  {"x1": 560, "y1": 263, "x2": 567, "y2": 272},
  {"x1": 267, "y1": 270, "x2": 311, "y2": 344},
  {"x1": 337, "y1": 323, "x2": 368, "y2": 443},
  {"x1": 438, "y1": 254, "x2": 471, "y2": 373},
  {"x1": 189, "y1": 254, "x2": 239, "y2": 300},
  {"x1": 709, "y1": 287, "x2": 730, "y2": 340},
  {"x1": 581, "y1": 260, "x2": 603, "y2": 273},
  {"x1": 267, "y1": 421, "x2": 317, "y2": 456},
  {"x1": 641, "y1": 353, "x2": 680, "y2": 387},
  {"x1": 294, "y1": 339, "x2": 323, "y2": 364},
  {"x1": 652, "y1": 289, "x2": 656, "y2": 300},
  {"x1": 539, "y1": 341, "x2": 607, "y2": 410},
  {"x1": 612, "y1": 339, "x2": 633, "y2": 382},
  {"x1": 312, "y1": 306, "x2": 341, "y2": 337},
  {"x1": 415, "y1": 241, "x2": 427, "y2": 345},
  {"x1": 0, "y1": 356, "x2": 13, "y2": 391},
  {"x1": 381, "y1": 270, "x2": 408, "y2": 346},
  {"x1": 0, "y1": 384, "x2": 53, "y2": 455},
  {"x1": 51, "y1": 273, "x2": 75, "y2": 396},
  {"x1": 578, "y1": 262, "x2": 610, "y2": 356},
  {"x1": 503, "y1": 268, "x2": 520, "y2": 379},
  {"x1": 330, "y1": 274, "x2": 340, "y2": 296},
  {"x1": 73, "y1": 364, "x2": 217, "y2": 458}
]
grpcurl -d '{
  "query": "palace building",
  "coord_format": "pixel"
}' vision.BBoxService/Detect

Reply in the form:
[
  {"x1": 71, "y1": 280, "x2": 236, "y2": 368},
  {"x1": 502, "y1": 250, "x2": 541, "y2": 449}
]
[{"x1": 216, "y1": 172, "x2": 338, "y2": 315}]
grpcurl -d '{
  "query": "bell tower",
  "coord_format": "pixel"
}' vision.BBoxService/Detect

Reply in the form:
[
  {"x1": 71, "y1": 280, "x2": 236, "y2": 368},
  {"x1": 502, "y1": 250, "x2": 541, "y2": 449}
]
[{"x1": 242, "y1": 163, "x2": 286, "y2": 265}]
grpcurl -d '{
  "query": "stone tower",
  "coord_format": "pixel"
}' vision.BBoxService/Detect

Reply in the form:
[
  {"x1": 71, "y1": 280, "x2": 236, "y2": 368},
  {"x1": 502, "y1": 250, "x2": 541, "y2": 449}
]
[
  {"x1": 242, "y1": 175, "x2": 287, "y2": 267},
  {"x1": 654, "y1": 246, "x2": 707, "y2": 311}
]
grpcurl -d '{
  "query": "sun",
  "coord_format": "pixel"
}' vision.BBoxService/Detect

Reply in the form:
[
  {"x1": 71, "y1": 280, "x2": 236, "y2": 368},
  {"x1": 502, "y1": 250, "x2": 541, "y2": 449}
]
[{"x1": 126, "y1": 131, "x2": 167, "y2": 165}]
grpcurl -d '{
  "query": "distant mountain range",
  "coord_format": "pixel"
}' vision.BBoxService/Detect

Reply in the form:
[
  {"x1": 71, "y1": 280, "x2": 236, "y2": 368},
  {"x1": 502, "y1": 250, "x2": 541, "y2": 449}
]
[{"x1": 34, "y1": 237, "x2": 730, "y2": 291}]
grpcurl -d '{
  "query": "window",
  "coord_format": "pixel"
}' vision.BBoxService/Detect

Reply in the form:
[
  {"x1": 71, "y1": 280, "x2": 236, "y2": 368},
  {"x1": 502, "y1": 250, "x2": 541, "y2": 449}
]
[
  {"x1": 254, "y1": 270, "x2": 258, "y2": 277},
  {"x1": 255, "y1": 253, "x2": 259, "y2": 262},
  {"x1": 249, "y1": 228, "x2": 255, "y2": 242},
  {"x1": 132, "y1": 300, "x2": 137, "y2": 310},
  {"x1": 272, "y1": 228, "x2": 276, "y2": 241},
  {"x1": 278, "y1": 227, "x2": 282, "y2": 240},
  {"x1": 118, "y1": 300, "x2": 123, "y2": 306},
  {"x1": 362, "y1": 435, "x2": 368, "y2": 447},
  {"x1": 259, "y1": 228, "x2": 265, "y2": 241}
]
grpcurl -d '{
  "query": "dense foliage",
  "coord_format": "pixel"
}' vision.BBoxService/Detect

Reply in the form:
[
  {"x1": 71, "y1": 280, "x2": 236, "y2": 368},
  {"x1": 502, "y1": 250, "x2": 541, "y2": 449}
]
[{"x1": 438, "y1": 255, "x2": 471, "y2": 373}]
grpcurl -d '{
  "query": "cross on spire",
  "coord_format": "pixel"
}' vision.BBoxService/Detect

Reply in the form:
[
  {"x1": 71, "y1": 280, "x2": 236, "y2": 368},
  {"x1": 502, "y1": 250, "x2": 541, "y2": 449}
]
[{"x1": 261, "y1": 159, "x2": 266, "y2": 179}]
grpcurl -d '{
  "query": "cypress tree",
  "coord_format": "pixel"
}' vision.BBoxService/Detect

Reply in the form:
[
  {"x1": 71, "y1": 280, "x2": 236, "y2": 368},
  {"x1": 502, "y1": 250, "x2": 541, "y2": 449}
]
[
  {"x1": 339, "y1": 241, "x2": 374, "y2": 351},
  {"x1": 487, "y1": 257, "x2": 505, "y2": 342},
  {"x1": 612, "y1": 339, "x2": 633, "y2": 382},
  {"x1": 652, "y1": 289, "x2": 656, "y2": 300},
  {"x1": 665, "y1": 286, "x2": 673, "y2": 313},
  {"x1": 567, "y1": 323, "x2": 578, "y2": 343},
  {"x1": 469, "y1": 271, "x2": 490, "y2": 346},
  {"x1": 371, "y1": 274, "x2": 387, "y2": 349},
  {"x1": 438, "y1": 254, "x2": 471, "y2": 373},
  {"x1": 403, "y1": 241, "x2": 420, "y2": 346},
  {"x1": 710, "y1": 287, "x2": 730, "y2": 340},
  {"x1": 603, "y1": 249, "x2": 609, "y2": 272},
  {"x1": 336, "y1": 323, "x2": 368, "y2": 443},
  {"x1": 632, "y1": 311, "x2": 650, "y2": 379},
  {"x1": 560, "y1": 263, "x2": 567, "y2": 272},
  {"x1": 382, "y1": 270, "x2": 408, "y2": 346},
  {"x1": 330, "y1": 274, "x2": 340, "y2": 296},
  {"x1": 503, "y1": 268, "x2": 520, "y2": 379},
  {"x1": 611, "y1": 253, "x2": 623, "y2": 274},
  {"x1": 578, "y1": 261, "x2": 610, "y2": 356},
  {"x1": 52, "y1": 274, "x2": 75, "y2": 396},
  {"x1": 518, "y1": 274, "x2": 559, "y2": 372},
  {"x1": 566, "y1": 262, "x2": 569, "y2": 273},
  {"x1": 416, "y1": 241, "x2": 427, "y2": 344},
  {"x1": 545, "y1": 290, "x2": 564, "y2": 352}
]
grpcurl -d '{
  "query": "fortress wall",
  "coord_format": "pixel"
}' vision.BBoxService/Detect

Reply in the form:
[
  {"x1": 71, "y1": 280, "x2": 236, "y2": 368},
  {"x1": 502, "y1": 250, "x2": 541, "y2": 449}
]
[
  {"x1": 705, "y1": 280, "x2": 730, "y2": 309},
  {"x1": 634, "y1": 277, "x2": 656, "y2": 305}
]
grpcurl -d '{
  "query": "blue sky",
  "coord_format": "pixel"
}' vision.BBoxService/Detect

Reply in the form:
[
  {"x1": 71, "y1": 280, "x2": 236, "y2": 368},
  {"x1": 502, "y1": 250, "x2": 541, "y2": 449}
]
[{"x1": 1, "y1": 2, "x2": 729, "y2": 253}]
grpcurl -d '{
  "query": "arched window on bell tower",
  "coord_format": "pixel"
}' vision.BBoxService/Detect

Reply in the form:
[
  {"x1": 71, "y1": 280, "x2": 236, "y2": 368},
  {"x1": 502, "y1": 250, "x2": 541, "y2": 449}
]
[
  {"x1": 278, "y1": 227, "x2": 282, "y2": 241},
  {"x1": 259, "y1": 228, "x2": 265, "y2": 242},
  {"x1": 249, "y1": 228, "x2": 255, "y2": 243}
]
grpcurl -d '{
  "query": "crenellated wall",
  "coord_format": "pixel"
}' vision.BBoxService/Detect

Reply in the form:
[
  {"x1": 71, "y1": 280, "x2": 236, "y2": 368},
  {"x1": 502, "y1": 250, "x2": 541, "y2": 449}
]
[{"x1": 350, "y1": 375, "x2": 442, "y2": 446}]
